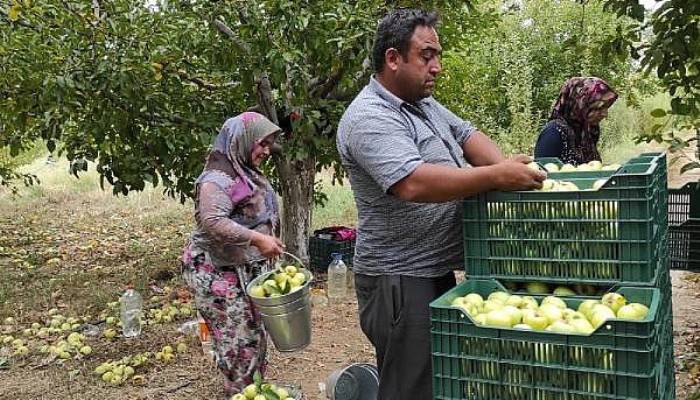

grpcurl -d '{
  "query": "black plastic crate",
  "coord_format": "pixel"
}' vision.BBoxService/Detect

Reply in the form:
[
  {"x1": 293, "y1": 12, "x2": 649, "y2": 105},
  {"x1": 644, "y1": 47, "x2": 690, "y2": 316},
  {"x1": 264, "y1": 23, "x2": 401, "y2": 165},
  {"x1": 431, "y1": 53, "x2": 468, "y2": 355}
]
[
  {"x1": 668, "y1": 182, "x2": 700, "y2": 226},
  {"x1": 669, "y1": 219, "x2": 700, "y2": 271},
  {"x1": 308, "y1": 236, "x2": 354, "y2": 271}
]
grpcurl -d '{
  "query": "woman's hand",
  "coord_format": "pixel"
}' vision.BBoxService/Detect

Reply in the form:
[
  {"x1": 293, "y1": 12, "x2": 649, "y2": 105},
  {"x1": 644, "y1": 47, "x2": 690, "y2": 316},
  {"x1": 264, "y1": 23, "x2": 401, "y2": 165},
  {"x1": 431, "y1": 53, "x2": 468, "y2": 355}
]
[{"x1": 250, "y1": 232, "x2": 285, "y2": 258}]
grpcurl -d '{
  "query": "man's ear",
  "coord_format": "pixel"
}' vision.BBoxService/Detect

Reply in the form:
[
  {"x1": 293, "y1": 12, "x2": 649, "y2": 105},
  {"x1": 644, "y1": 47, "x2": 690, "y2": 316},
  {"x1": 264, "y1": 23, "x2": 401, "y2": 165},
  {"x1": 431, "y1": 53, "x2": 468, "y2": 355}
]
[{"x1": 385, "y1": 48, "x2": 402, "y2": 72}]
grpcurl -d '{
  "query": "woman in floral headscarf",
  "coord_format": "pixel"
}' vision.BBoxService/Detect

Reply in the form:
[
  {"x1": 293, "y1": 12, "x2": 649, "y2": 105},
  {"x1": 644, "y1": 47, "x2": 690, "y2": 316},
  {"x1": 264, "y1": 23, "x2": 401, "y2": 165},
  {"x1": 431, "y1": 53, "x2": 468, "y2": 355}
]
[
  {"x1": 534, "y1": 77, "x2": 618, "y2": 165},
  {"x1": 182, "y1": 112, "x2": 285, "y2": 396}
]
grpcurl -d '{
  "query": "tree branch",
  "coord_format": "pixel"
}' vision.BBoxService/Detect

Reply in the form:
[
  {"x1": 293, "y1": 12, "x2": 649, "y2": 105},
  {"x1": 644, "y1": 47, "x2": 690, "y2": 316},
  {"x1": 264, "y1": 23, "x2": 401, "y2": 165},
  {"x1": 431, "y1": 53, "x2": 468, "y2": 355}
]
[
  {"x1": 213, "y1": 18, "x2": 251, "y2": 55},
  {"x1": 256, "y1": 74, "x2": 279, "y2": 124},
  {"x1": 175, "y1": 70, "x2": 240, "y2": 90},
  {"x1": 327, "y1": 56, "x2": 372, "y2": 101},
  {"x1": 318, "y1": 67, "x2": 346, "y2": 100}
]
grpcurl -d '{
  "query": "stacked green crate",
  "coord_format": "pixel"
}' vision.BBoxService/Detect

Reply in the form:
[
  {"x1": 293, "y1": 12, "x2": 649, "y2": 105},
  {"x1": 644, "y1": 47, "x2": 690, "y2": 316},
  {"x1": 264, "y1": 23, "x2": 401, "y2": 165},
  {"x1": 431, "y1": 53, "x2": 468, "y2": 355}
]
[
  {"x1": 431, "y1": 152, "x2": 675, "y2": 399},
  {"x1": 463, "y1": 153, "x2": 667, "y2": 289},
  {"x1": 431, "y1": 280, "x2": 670, "y2": 400}
]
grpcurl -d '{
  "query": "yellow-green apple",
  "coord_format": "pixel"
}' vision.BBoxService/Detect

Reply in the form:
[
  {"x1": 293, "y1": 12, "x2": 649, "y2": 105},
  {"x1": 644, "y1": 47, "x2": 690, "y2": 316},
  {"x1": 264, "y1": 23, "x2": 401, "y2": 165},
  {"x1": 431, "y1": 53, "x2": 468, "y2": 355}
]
[
  {"x1": 485, "y1": 310, "x2": 513, "y2": 328},
  {"x1": 539, "y1": 304, "x2": 564, "y2": 324},
  {"x1": 616, "y1": 303, "x2": 649, "y2": 320},
  {"x1": 577, "y1": 300, "x2": 600, "y2": 319},
  {"x1": 541, "y1": 296, "x2": 567, "y2": 310},
  {"x1": 546, "y1": 320, "x2": 575, "y2": 333},
  {"x1": 553, "y1": 286, "x2": 576, "y2": 296},
  {"x1": 487, "y1": 291, "x2": 510, "y2": 304},
  {"x1": 590, "y1": 304, "x2": 616, "y2": 328},
  {"x1": 601, "y1": 293, "x2": 627, "y2": 313},
  {"x1": 502, "y1": 305, "x2": 523, "y2": 325},
  {"x1": 522, "y1": 310, "x2": 549, "y2": 330}
]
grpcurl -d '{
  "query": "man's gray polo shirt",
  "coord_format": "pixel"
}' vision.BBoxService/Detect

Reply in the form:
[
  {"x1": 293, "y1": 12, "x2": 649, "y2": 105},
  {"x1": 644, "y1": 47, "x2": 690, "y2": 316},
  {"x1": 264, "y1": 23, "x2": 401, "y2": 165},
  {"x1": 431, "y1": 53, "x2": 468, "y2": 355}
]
[{"x1": 337, "y1": 77, "x2": 477, "y2": 278}]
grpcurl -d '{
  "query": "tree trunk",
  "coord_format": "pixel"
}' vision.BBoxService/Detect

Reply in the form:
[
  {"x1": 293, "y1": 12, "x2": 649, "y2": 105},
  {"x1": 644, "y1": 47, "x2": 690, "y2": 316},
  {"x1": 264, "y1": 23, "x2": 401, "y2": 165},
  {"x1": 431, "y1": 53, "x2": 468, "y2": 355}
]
[
  {"x1": 275, "y1": 155, "x2": 316, "y2": 265},
  {"x1": 253, "y1": 73, "x2": 316, "y2": 264}
]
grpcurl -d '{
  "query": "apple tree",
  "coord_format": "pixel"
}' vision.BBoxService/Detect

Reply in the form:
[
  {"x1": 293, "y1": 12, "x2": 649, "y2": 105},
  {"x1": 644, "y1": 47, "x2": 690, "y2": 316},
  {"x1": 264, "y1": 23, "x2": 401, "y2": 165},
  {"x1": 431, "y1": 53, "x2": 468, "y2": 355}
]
[
  {"x1": 1, "y1": 0, "x2": 480, "y2": 260},
  {"x1": 604, "y1": 0, "x2": 700, "y2": 172}
]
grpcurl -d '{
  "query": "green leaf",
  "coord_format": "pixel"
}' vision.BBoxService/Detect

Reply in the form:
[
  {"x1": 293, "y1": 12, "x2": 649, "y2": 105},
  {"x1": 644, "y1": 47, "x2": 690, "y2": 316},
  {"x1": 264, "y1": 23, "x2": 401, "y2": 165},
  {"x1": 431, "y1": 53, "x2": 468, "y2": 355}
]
[
  {"x1": 253, "y1": 370, "x2": 263, "y2": 386},
  {"x1": 262, "y1": 386, "x2": 281, "y2": 400},
  {"x1": 650, "y1": 109, "x2": 667, "y2": 118}
]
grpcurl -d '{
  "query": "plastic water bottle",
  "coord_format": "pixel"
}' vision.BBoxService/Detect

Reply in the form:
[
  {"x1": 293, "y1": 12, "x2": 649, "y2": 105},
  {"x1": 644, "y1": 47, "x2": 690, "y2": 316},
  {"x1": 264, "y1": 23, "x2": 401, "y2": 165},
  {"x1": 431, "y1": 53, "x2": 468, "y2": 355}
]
[
  {"x1": 119, "y1": 287, "x2": 143, "y2": 338},
  {"x1": 327, "y1": 253, "x2": 348, "y2": 301}
]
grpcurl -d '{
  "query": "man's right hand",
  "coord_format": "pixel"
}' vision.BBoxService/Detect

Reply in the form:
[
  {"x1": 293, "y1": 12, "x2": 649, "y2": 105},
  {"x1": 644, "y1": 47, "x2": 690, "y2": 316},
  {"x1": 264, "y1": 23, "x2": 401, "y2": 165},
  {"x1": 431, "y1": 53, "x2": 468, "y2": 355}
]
[
  {"x1": 490, "y1": 154, "x2": 547, "y2": 191},
  {"x1": 251, "y1": 232, "x2": 285, "y2": 258}
]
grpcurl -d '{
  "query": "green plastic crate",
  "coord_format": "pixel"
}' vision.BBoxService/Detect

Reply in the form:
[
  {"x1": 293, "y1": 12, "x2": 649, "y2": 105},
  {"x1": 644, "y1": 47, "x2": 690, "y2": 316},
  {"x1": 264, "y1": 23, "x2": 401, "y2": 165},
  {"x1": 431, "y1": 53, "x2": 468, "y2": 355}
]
[
  {"x1": 463, "y1": 155, "x2": 668, "y2": 286},
  {"x1": 494, "y1": 250, "x2": 672, "y2": 302},
  {"x1": 307, "y1": 236, "x2": 354, "y2": 271},
  {"x1": 431, "y1": 280, "x2": 668, "y2": 400}
]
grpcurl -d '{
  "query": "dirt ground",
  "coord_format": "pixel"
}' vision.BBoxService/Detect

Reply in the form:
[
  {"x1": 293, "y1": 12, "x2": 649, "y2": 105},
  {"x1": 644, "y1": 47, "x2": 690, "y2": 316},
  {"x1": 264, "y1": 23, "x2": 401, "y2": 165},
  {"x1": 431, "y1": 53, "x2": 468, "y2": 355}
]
[
  {"x1": 0, "y1": 292, "x2": 375, "y2": 400},
  {"x1": 2, "y1": 272, "x2": 698, "y2": 400}
]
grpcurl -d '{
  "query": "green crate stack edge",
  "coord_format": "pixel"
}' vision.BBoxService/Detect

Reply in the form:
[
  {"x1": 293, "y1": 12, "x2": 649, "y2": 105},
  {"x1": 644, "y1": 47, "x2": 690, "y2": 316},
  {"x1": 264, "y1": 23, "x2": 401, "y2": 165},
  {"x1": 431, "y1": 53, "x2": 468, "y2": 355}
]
[
  {"x1": 430, "y1": 280, "x2": 674, "y2": 400},
  {"x1": 307, "y1": 236, "x2": 354, "y2": 272},
  {"x1": 463, "y1": 153, "x2": 667, "y2": 287},
  {"x1": 667, "y1": 182, "x2": 700, "y2": 271},
  {"x1": 431, "y1": 152, "x2": 675, "y2": 399}
]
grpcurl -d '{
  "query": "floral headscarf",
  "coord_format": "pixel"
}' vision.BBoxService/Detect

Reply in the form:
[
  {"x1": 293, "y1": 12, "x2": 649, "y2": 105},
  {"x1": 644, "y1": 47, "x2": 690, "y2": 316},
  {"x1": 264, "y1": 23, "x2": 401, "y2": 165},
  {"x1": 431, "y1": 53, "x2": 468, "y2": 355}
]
[
  {"x1": 549, "y1": 77, "x2": 618, "y2": 165},
  {"x1": 195, "y1": 112, "x2": 281, "y2": 232}
]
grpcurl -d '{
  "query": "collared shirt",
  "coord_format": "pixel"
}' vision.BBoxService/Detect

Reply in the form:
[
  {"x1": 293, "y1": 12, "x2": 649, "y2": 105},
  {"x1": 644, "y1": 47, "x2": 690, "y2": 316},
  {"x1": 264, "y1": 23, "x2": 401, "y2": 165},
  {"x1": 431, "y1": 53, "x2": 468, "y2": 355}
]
[{"x1": 337, "y1": 76, "x2": 477, "y2": 277}]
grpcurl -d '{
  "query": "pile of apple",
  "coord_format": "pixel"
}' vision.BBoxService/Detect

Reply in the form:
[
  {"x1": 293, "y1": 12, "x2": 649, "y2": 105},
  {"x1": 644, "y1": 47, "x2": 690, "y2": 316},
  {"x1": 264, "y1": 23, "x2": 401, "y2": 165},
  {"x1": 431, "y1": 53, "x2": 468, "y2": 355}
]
[
  {"x1": 94, "y1": 342, "x2": 188, "y2": 386},
  {"x1": 248, "y1": 265, "x2": 308, "y2": 298},
  {"x1": 0, "y1": 321, "x2": 93, "y2": 360},
  {"x1": 452, "y1": 290, "x2": 649, "y2": 334},
  {"x1": 154, "y1": 343, "x2": 187, "y2": 363},
  {"x1": 45, "y1": 332, "x2": 92, "y2": 359},
  {"x1": 510, "y1": 282, "x2": 602, "y2": 297},
  {"x1": 540, "y1": 160, "x2": 621, "y2": 173},
  {"x1": 1, "y1": 311, "x2": 87, "y2": 340},
  {"x1": 144, "y1": 300, "x2": 194, "y2": 325},
  {"x1": 230, "y1": 379, "x2": 296, "y2": 400},
  {"x1": 526, "y1": 161, "x2": 618, "y2": 192}
]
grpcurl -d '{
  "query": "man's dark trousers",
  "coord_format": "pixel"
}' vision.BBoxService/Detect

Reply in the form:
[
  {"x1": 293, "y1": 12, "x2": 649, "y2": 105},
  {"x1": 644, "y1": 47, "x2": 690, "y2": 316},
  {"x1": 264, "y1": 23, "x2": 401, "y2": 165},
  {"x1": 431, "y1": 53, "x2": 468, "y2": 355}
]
[{"x1": 355, "y1": 272, "x2": 456, "y2": 400}]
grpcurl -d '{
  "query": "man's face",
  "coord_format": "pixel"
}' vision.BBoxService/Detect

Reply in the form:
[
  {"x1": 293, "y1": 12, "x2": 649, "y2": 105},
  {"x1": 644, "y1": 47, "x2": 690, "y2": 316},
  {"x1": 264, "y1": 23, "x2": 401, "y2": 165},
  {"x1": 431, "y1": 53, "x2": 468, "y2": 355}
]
[{"x1": 396, "y1": 25, "x2": 442, "y2": 102}]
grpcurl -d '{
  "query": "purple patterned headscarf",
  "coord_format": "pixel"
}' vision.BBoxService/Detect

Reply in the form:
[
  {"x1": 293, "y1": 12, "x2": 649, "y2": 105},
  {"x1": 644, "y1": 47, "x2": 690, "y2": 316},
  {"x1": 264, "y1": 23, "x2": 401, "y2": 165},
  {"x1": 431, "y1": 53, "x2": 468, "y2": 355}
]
[
  {"x1": 195, "y1": 112, "x2": 281, "y2": 231},
  {"x1": 549, "y1": 77, "x2": 618, "y2": 164}
]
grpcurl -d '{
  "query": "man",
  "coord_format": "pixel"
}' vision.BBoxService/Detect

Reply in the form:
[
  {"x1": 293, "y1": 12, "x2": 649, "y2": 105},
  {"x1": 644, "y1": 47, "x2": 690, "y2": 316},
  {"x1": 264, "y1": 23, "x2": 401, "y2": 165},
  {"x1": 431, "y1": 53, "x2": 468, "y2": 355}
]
[{"x1": 336, "y1": 8, "x2": 546, "y2": 400}]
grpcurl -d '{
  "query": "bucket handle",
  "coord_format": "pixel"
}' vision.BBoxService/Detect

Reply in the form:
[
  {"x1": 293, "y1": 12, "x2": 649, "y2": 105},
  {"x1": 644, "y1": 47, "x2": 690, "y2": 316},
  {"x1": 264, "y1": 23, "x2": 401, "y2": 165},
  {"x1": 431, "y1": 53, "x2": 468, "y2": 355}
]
[{"x1": 274, "y1": 251, "x2": 306, "y2": 269}]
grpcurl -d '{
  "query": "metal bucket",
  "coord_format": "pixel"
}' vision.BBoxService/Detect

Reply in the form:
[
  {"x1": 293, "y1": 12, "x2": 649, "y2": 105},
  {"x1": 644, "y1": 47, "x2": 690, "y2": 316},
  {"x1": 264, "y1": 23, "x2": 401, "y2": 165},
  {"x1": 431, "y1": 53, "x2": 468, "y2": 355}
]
[
  {"x1": 326, "y1": 363, "x2": 379, "y2": 400},
  {"x1": 246, "y1": 258, "x2": 313, "y2": 352}
]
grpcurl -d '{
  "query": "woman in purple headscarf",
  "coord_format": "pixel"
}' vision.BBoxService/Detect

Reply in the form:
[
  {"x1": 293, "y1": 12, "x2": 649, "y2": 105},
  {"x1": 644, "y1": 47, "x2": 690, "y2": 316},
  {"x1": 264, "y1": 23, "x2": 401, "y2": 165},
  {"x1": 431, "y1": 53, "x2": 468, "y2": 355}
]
[
  {"x1": 181, "y1": 112, "x2": 284, "y2": 396},
  {"x1": 535, "y1": 77, "x2": 618, "y2": 165}
]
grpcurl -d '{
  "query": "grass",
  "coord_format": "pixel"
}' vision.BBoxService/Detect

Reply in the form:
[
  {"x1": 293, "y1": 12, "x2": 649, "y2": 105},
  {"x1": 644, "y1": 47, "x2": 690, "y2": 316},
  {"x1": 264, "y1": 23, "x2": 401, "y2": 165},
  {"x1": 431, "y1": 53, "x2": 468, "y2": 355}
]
[
  {"x1": 0, "y1": 157, "x2": 191, "y2": 317},
  {"x1": 0, "y1": 157, "x2": 359, "y2": 318},
  {"x1": 311, "y1": 171, "x2": 357, "y2": 231}
]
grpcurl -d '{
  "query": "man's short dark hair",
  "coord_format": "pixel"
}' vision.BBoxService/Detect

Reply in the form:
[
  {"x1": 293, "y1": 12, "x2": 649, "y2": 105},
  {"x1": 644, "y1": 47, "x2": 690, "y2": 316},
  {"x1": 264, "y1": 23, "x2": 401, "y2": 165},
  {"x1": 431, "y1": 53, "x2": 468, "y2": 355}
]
[{"x1": 372, "y1": 8, "x2": 439, "y2": 73}]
